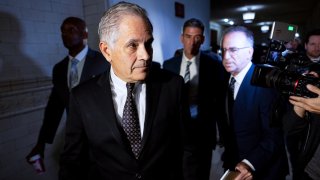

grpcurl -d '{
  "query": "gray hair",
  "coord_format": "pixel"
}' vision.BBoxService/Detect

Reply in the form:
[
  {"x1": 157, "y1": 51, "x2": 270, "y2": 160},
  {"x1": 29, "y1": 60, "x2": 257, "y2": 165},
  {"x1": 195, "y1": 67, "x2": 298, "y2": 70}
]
[
  {"x1": 98, "y1": 1, "x2": 153, "y2": 49},
  {"x1": 221, "y1": 26, "x2": 254, "y2": 47}
]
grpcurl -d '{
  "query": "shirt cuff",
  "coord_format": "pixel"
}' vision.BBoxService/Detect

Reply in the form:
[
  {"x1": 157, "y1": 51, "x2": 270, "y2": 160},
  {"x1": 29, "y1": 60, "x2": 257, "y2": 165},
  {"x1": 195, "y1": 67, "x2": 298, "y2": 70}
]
[{"x1": 242, "y1": 159, "x2": 255, "y2": 171}]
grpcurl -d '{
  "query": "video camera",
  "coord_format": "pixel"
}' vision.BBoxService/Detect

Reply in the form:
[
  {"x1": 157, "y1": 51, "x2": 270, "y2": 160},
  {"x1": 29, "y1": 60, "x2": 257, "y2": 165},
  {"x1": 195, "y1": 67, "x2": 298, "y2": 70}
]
[{"x1": 251, "y1": 21, "x2": 320, "y2": 98}]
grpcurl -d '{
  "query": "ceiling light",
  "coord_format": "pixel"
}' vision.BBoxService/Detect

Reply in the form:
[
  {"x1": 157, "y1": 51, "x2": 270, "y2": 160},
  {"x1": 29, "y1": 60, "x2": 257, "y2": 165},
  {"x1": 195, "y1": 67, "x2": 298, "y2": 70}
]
[
  {"x1": 242, "y1": 12, "x2": 255, "y2": 20},
  {"x1": 223, "y1": 18, "x2": 229, "y2": 23},
  {"x1": 229, "y1": 21, "x2": 234, "y2": 25},
  {"x1": 244, "y1": 20, "x2": 253, "y2": 24},
  {"x1": 261, "y1": 25, "x2": 269, "y2": 33},
  {"x1": 237, "y1": 5, "x2": 265, "y2": 12},
  {"x1": 257, "y1": 22, "x2": 273, "y2": 26}
]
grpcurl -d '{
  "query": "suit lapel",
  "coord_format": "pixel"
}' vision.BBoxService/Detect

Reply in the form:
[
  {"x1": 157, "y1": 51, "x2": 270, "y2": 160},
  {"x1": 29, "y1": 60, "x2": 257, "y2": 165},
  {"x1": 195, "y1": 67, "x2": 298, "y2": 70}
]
[
  {"x1": 95, "y1": 68, "x2": 131, "y2": 149},
  {"x1": 198, "y1": 53, "x2": 207, "y2": 95},
  {"x1": 225, "y1": 74, "x2": 232, "y2": 124},
  {"x1": 140, "y1": 73, "x2": 161, "y2": 149},
  {"x1": 61, "y1": 57, "x2": 69, "y2": 84},
  {"x1": 59, "y1": 57, "x2": 70, "y2": 98},
  {"x1": 234, "y1": 64, "x2": 254, "y2": 109},
  {"x1": 80, "y1": 49, "x2": 94, "y2": 83},
  {"x1": 95, "y1": 68, "x2": 162, "y2": 157},
  {"x1": 172, "y1": 57, "x2": 182, "y2": 74}
]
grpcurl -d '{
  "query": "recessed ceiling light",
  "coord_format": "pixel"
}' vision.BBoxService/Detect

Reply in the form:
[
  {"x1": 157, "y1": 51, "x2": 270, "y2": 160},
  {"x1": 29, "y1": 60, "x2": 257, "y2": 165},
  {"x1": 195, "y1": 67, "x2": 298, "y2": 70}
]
[
  {"x1": 243, "y1": 12, "x2": 255, "y2": 20},
  {"x1": 237, "y1": 5, "x2": 265, "y2": 12},
  {"x1": 257, "y1": 22, "x2": 273, "y2": 26},
  {"x1": 261, "y1": 25, "x2": 269, "y2": 33}
]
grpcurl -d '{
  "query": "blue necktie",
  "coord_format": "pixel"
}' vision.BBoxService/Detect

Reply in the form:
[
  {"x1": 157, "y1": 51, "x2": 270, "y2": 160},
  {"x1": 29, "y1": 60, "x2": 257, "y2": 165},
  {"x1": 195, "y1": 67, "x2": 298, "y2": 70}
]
[
  {"x1": 122, "y1": 83, "x2": 141, "y2": 159},
  {"x1": 69, "y1": 58, "x2": 79, "y2": 89}
]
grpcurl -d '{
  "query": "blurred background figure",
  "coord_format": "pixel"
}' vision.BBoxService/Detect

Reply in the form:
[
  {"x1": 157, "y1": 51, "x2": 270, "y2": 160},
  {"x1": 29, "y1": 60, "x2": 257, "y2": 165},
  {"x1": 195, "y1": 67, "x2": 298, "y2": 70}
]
[
  {"x1": 25, "y1": 16, "x2": 108, "y2": 170},
  {"x1": 163, "y1": 18, "x2": 225, "y2": 180},
  {"x1": 220, "y1": 26, "x2": 288, "y2": 180},
  {"x1": 283, "y1": 71, "x2": 320, "y2": 179},
  {"x1": 282, "y1": 37, "x2": 304, "y2": 56},
  {"x1": 304, "y1": 29, "x2": 320, "y2": 63}
]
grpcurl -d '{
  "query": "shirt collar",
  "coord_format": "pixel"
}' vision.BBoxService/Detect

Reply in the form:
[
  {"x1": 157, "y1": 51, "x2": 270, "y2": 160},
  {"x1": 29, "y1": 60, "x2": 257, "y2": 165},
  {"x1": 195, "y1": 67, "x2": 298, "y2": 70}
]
[
  {"x1": 110, "y1": 67, "x2": 127, "y2": 93},
  {"x1": 231, "y1": 61, "x2": 252, "y2": 85},
  {"x1": 182, "y1": 51, "x2": 200, "y2": 65},
  {"x1": 110, "y1": 67, "x2": 143, "y2": 93},
  {"x1": 309, "y1": 56, "x2": 320, "y2": 63},
  {"x1": 68, "y1": 45, "x2": 88, "y2": 62}
]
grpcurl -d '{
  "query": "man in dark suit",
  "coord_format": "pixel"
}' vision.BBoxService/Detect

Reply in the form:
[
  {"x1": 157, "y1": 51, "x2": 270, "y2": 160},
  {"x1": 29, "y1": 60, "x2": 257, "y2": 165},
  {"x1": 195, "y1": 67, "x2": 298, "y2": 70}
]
[
  {"x1": 59, "y1": 2, "x2": 195, "y2": 180},
  {"x1": 220, "y1": 26, "x2": 288, "y2": 179},
  {"x1": 163, "y1": 18, "x2": 225, "y2": 180},
  {"x1": 26, "y1": 17, "x2": 108, "y2": 164}
]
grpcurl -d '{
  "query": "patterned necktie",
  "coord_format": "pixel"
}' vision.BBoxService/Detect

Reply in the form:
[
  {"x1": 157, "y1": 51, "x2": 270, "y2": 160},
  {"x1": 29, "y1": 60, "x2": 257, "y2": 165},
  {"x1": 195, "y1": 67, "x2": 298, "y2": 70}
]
[
  {"x1": 122, "y1": 83, "x2": 141, "y2": 159},
  {"x1": 227, "y1": 77, "x2": 236, "y2": 124},
  {"x1": 69, "y1": 58, "x2": 79, "y2": 89},
  {"x1": 229, "y1": 77, "x2": 236, "y2": 101},
  {"x1": 184, "y1": 61, "x2": 192, "y2": 83}
]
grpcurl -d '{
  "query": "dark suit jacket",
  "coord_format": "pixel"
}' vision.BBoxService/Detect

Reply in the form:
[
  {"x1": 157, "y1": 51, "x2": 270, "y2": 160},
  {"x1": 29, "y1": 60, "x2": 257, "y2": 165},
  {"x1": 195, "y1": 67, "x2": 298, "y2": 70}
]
[
  {"x1": 163, "y1": 52, "x2": 226, "y2": 150},
  {"x1": 222, "y1": 64, "x2": 288, "y2": 179},
  {"x1": 59, "y1": 67, "x2": 194, "y2": 180},
  {"x1": 37, "y1": 49, "x2": 109, "y2": 144}
]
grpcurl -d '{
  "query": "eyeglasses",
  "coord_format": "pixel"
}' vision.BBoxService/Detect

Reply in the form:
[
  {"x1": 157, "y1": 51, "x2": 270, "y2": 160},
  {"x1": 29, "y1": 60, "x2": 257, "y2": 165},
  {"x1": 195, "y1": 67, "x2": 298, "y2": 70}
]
[{"x1": 221, "y1": 47, "x2": 251, "y2": 55}]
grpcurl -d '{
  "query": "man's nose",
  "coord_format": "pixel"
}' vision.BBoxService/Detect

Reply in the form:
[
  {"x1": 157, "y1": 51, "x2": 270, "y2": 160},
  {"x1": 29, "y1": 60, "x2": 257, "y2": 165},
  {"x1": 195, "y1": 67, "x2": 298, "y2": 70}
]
[
  {"x1": 223, "y1": 50, "x2": 231, "y2": 59},
  {"x1": 192, "y1": 37, "x2": 201, "y2": 45},
  {"x1": 138, "y1": 45, "x2": 151, "y2": 61}
]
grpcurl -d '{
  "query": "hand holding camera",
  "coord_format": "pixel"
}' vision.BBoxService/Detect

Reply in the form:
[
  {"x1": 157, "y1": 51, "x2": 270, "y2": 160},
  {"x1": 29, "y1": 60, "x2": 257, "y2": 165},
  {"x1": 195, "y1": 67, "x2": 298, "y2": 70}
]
[
  {"x1": 289, "y1": 84, "x2": 320, "y2": 115},
  {"x1": 251, "y1": 21, "x2": 320, "y2": 98}
]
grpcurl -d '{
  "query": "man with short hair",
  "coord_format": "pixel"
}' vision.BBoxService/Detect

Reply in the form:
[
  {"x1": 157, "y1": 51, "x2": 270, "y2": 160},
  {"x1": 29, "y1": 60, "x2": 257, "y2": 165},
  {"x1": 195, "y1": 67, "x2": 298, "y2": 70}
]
[
  {"x1": 163, "y1": 18, "x2": 225, "y2": 180},
  {"x1": 26, "y1": 17, "x2": 108, "y2": 165},
  {"x1": 220, "y1": 26, "x2": 288, "y2": 179},
  {"x1": 59, "y1": 2, "x2": 195, "y2": 180},
  {"x1": 305, "y1": 29, "x2": 320, "y2": 62}
]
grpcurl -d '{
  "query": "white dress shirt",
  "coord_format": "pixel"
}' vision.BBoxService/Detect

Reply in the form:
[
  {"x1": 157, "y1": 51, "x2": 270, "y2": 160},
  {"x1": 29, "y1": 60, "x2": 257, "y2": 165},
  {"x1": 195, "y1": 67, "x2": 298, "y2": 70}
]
[
  {"x1": 229, "y1": 61, "x2": 256, "y2": 171},
  {"x1": 179, "y1": 52, "x2": 200, "y2": 85},
  {"x1": 179, "y1": 52, "x2": 200, "y2": 118},
  {"x1": 109, "y1": 67, "x2": 146, "y2": 136},
  {"x1": 230, "y1": 61, "x2": 252, "y2": 100}
]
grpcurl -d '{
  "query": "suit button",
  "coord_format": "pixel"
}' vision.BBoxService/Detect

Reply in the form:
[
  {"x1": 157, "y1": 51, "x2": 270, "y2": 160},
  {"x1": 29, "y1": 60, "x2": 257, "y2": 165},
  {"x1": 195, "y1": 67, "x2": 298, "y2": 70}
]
[{"x1": 135, "y1": 173, "x2": 142, "y2": 179}]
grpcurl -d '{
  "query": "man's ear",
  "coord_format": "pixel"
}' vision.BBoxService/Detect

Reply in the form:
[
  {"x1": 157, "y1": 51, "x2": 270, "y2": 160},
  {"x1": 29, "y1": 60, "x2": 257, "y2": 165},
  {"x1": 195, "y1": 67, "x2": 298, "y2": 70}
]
[
  {"x1": 201, "y1": 35, "x2": 205, "y2": 44},
  {"x1": 180, "y1": 34, "x2": 184, "y2": 44},
  {"x1": 83, "y1": 31, "x2": 88, "y2": 39},
  {"x1": 248, "y1": 47, "x2": 254, "y2": 57},
  {"x1": 99, "y1": 42, "x2": 112, "y2": 62}
]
